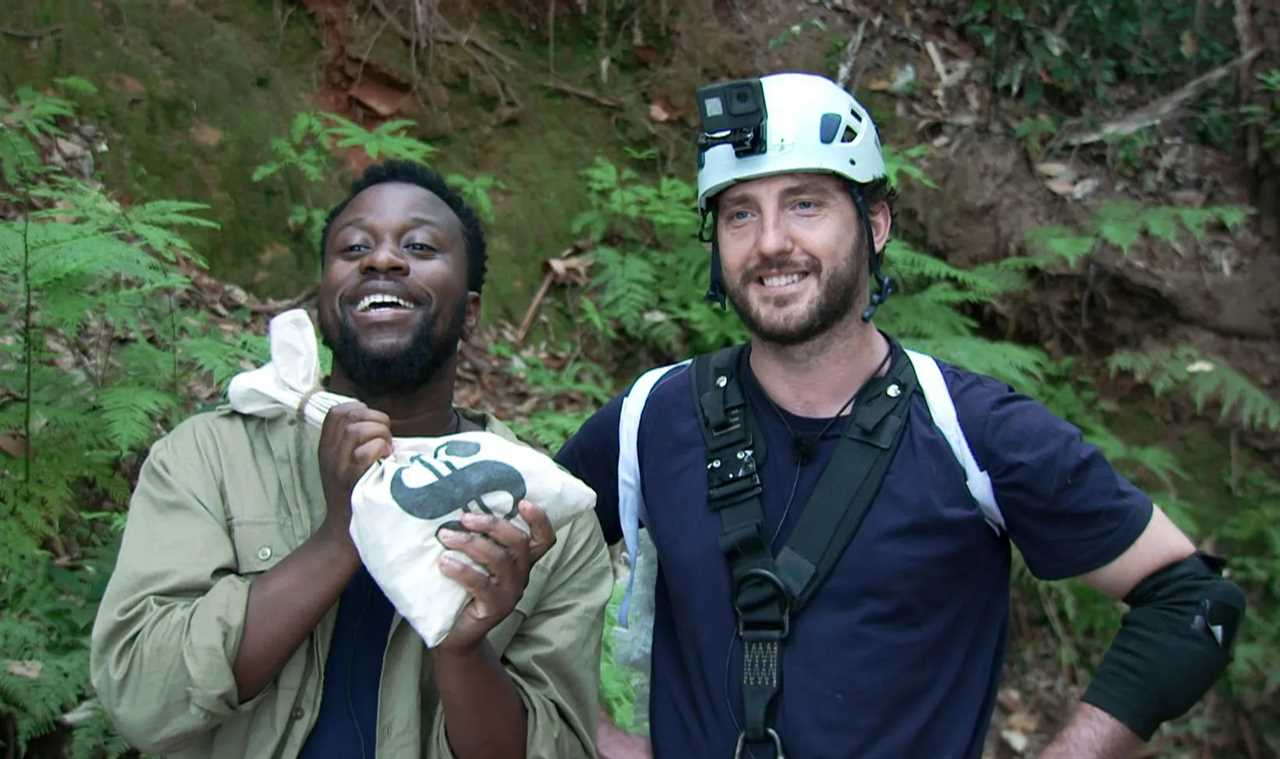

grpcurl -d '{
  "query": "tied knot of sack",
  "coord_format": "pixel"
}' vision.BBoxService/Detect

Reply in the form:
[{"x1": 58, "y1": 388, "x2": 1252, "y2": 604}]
[{"x1": 228, "y1": 309, "x2": 597, "y2": 646}]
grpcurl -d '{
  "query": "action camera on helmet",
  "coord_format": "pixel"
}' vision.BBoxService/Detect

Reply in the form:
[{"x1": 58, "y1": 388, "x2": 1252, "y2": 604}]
[{"x1": 696, "y1": 79, "x2": 767, "y2": 158}]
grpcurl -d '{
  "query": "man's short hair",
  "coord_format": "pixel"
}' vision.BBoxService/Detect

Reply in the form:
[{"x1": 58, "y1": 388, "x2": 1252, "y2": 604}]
[{"x1": 320, "y1": 160, "x2": 488, "y2": 294}]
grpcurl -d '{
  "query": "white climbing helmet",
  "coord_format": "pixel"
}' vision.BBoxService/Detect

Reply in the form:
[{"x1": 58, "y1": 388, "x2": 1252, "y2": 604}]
[{"x1": 695, "y1": 72, "x2": 886, "y2": 210}]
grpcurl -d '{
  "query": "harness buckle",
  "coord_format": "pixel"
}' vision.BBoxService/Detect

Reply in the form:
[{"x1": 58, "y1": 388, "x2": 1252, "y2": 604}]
[
  {"x1": 734, "y1": 728, "x2": 786, "y2": 759},
  {"x1": 733, "y1": 568, "x2": 791, "y2": 640}
]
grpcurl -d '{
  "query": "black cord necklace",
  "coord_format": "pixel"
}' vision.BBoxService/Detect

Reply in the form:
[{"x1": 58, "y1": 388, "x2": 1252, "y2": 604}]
[{"x1": 758, "y1": 345, "x2": 893, "y2": 465}]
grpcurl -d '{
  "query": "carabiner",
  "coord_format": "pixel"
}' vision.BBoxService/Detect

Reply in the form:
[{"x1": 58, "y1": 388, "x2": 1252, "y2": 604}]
[{"x1": 733, "y1": 728, "x2": 785, "y2": 759}]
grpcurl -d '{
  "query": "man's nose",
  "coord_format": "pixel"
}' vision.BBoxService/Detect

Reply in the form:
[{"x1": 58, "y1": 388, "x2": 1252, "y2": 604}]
[
  {"x1": 756, "y1": 211, "x2": 793, "y2": 258},
  {"x1": 359, "y1": 240, "x2": 410, "y2": 275}
]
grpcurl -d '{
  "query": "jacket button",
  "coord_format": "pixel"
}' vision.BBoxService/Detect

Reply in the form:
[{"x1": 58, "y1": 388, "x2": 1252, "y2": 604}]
[
  {"x1": 257, "y1": 546, "x2": 272, "y2": 561},
  {"x1": 290, "y1": 707, "x2": 305, "y2": 720}
]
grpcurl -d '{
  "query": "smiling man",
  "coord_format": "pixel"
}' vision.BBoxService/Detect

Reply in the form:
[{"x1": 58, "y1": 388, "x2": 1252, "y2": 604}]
[
  {"x1": 557, "y1": 73, "x2": 1244, "y2": 758},
  {"x1": 91, "y1": 161, "x2": 612, "y2": 759}
]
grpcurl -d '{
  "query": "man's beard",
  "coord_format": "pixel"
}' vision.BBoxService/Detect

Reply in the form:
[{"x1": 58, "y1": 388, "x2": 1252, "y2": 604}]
[
  {"x1": 323, "y1": 301, "x2": 468, "y2": 394},
  {"x1": 725, "y1": 242, "x2": 866, "y2": 346}
]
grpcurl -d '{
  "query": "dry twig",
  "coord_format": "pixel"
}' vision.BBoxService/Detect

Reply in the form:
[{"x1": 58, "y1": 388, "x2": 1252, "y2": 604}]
[
  {"x1": 0, "y1": 25, "x2": 63, "y2": 39},
  {"x1": 1063, "y1": 48, "x2": 1263, "y2": 146}
]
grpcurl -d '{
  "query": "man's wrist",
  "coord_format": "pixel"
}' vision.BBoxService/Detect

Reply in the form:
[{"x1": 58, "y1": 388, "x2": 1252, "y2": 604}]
[{"x1": 314, "y1": 516, "x2": 360, "y2": 569}]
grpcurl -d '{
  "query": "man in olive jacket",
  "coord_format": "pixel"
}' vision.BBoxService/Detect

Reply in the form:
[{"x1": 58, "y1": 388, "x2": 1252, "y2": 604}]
[{"x1": 90, "y1": 161, "x2": 612, "y2": 759}]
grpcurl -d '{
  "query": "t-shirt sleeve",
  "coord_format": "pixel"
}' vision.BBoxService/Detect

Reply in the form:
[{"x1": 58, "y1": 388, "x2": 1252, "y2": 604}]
[
  {"x1": 947, "y1": 368, "x2": 1153, "y2": 580},
  {"x1": 556, "y1": 394, "x2": 625, "y2": 546}
]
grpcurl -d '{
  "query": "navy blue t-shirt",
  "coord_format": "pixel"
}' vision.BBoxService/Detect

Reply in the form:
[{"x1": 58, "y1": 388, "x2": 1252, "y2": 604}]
[
  {"x1": 298, "y1": 565, "x2": 396, "y2": 759},
  {"x1": 556, "y1": 349, "x2": 1151, "y2": 759}
]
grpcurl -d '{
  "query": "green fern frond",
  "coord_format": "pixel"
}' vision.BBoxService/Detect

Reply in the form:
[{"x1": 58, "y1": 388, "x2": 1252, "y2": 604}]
[
  {"x1": 878, "y1": 291, "x2": 979, "y2": 338},
  {"x1": 52, "y1": 77, "x2": 98, "y2": 96},
  {"x1": 1108, "y1": 347, "x2": 1280, "y2": 431},
  {"x1": 99, "y1": 385, "x2": 178, "y2": 452},
  {"x1": 324, "y1": 113, "x2": 436, "y2": 163},
  {"x1": 1024, "y1": 225, "x2": 1096, "y2": 267},
  {"x1": 882, "y1": 144, "x2": 938, "y2": 189},
  {"x1": 885, "y1": 242, "x2": 1017, "y2": 296},
  {"x1": 908, "y1": 336, "x2": 1050, "y2": 390},
  {"x1": 1094, "y1": 201, "x2": 1144, "y2": 254}
]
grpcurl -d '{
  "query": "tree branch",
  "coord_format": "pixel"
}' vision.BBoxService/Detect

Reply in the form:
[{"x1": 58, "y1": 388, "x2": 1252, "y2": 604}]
[{"x1": 1063, "y1": 48, "x2": 1264, "y2": 146}]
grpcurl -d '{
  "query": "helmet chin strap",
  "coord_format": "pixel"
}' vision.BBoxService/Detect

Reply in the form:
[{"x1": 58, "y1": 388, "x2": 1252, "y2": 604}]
[
  {"x1": 701, "y1": 208, "x2": 727, "y2": 307},
  {"x1": 850, "y1": 188, "x2": 893, "y2": 322}
]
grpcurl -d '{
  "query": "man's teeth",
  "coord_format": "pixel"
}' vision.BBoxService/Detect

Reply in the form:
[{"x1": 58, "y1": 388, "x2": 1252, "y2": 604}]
[
  {"x1": 355, "y1": 294, "x2": 415, "y2": 312},
  {"x1": 761, "y1": 273, "x2": 804, "y2": 288}
]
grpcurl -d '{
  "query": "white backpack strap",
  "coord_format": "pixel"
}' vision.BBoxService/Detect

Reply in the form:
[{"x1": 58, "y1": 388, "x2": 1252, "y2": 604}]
[
  {"x1": 904, "y1": 350, "x2": 1005, "y2": 534},
  {"x1": 616, "y1": 360, "x2": 689, "y2": 624}
]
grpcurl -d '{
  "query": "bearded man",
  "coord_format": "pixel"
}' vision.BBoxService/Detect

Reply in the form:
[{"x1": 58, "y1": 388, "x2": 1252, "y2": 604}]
[
  {"x1": 559, "y1": 73, "x2": 1244, "y2": 759},
  {"x1": 92, "y1": 161, "x2": 612, "y2": 759}
]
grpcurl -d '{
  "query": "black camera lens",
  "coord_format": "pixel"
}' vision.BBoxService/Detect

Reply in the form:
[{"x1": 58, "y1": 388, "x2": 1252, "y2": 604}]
[{"x1": 726, "y1": 85, "x2": 760, "y2": 116}]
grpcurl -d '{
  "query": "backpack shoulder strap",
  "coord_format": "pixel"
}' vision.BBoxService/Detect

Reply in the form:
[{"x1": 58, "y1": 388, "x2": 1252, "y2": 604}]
[
  {"x1": 903, "y1": 350, "x2": 1005, "y2": 533},
  {"x1": 615, "y1": 359, "x2": 689, "y2": 624}
]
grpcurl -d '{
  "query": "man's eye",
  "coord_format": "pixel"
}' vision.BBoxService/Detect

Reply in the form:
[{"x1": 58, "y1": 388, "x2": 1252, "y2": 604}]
[
  {"x1": 405, "y1": 242, "x2": 437, "y2": 254},
  {"x1": 794, "y1": 199, "x2": 819, "y2": 211},
  {"x1": 729, "y1": 209, "x2": 753, "y2": 222},
  {"x1": 343, "y1": 242, "x2": 370, "y2": 253}
]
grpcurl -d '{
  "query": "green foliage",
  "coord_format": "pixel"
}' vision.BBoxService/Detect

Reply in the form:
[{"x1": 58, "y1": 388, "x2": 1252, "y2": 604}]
[
  {"x1": 1014, "y1": 114, "x2": 1058, "y2": 156},
  {"x1": 766, "y1": 17, "x2": 828, "y2": 50},
  {"x1": 252, "y1": 111, "x2": 498, "y2": 257},
  {"x1": 1107, "y1": 347, "x2": 1280, "y2": 433},
  {"x1": 881, "y1": 145, "x2": 938, "y2": 189},
  {"x1": 1026, "y1": 201, "x2": 1251, "y2": 263},
  {"x1": 964, "y1": 0, "x2": 1237, "y2": 109},
  {"x1": 599, "y1": 586, "x2": 640, "y2": 732},
  {"x1": 1241, "y1": 68, "x2": 1280, "y2": 159},
  {"x1": 0, "y1": 79, "x2": 253, "y2": 756},
  {"x1": 490, "y1": 340, "x2": 614, "y2": 452},
  {"x1": 569, "y1": 157, "x2": 745, "y2": 359},
  {"x1": 446, "y1": 173, "x2": 504, "y2": 223}
]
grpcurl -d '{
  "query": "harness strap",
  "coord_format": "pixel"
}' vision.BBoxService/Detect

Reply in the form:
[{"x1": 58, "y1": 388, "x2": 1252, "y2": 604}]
[{"x1": 692, "y1": 344, "x2": 918, "y2": 756}]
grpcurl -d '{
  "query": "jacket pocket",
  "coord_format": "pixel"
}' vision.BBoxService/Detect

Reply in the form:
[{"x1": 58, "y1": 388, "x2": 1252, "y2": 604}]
[{"x1": 229, "y1": 517, "x2": 287, "y2": 574}]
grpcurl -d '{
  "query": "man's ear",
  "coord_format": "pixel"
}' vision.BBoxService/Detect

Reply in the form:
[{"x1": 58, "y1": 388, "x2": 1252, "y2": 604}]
[
  {"x1": 463, "y1": 291, "x2": 481, "y2": 339},
  {"x1": 869, "y1": 201, "x2": 892, "y2": 253}
]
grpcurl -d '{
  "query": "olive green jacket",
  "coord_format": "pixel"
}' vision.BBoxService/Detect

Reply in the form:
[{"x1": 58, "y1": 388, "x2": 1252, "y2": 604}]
[{"x1": 90, "y1": 407, "x2": 611, "y2": 758}]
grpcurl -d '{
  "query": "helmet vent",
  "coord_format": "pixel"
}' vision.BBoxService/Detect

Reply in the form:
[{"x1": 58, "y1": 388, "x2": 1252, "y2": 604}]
[
  {"x1": 848, "y1": 107, "x2": 863, "y2": 123},
  {"x1": 840, "y1": 125, "x2": 859, "y2": 144}
]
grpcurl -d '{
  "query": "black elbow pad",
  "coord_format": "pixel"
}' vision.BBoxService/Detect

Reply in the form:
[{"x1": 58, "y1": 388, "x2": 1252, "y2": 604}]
[{"x1": 1082, "y1": 552, "x2": 1246, "y2": 740}]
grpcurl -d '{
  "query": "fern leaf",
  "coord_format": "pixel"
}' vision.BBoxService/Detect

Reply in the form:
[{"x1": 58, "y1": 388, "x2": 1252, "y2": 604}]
[
  {"x1": 1025, "y1": 225, "x2": 1096, "y2": 266},
  {"x1": 1094, "y1": 201, "x2": 1143, "y2": 254},
  {"x1": 53, "y1": 76, "x2": 98, "y2": 96},
  {"x1": 1108, "y1": 348, "x2": 1280, "y2": 432},
  {"x1": 98, "y1": 386, "x2": 178, "y2": 452}
]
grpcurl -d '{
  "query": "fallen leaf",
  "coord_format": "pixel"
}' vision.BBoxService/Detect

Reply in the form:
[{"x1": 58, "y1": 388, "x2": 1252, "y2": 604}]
[
  {"x1": 0, "y1": 433, "x2": 27, "y2": 458},
  {"x1": 1001, "y1": 729, "x2": 1029, "y2": 753},
  {"x1": 997, "y1": 687, "x2": 1023, "y2": 711},
  {"x1": 1045, "y1": 178, "x2": 1076, "y2": 197},
  {"x1": 349, "y1": 79, "x2": 410, "y2": 118},
  {"x1": 5, "y1": 660, "x2": 42, "y2": 680},
  {"x1": 648, "y1": 99, "x2": 674, "y2": 123},
  {"x1": 190, "y1": 121, "x2": 223, "y2": 147},
  {"x1": 1186, "y1": 360, "x2": 1215, "y2": 374},
  {"x1": 1070, "y1": 177, "x2": 1101, "y2": 199},
  {"x1": 107, "y1": 73, "x2": 147, "y2": 99},
  {"x1": 1034, "y1": 162, "x2": 1073, "y2": 179}
]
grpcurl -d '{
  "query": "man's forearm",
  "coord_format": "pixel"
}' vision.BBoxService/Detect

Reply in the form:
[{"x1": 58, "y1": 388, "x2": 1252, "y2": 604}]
[
  {"x1": 231, "y1": 524, "x2": 360, "y2": 701},
  {"x1": 434, "y1": 641, "x2": 527, "y2": 759},
  {"x1": 1040, "y1": 702, "x2": 1143, "y2": 759}
]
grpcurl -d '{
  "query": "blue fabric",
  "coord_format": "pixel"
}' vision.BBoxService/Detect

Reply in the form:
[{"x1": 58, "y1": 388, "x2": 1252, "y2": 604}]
[
  {"x1": 556, "y1": 350, "x2": 1152, "y2": 759},
  {"x1": 298, "y1": 565, "x2": 397, "y2": 759}
]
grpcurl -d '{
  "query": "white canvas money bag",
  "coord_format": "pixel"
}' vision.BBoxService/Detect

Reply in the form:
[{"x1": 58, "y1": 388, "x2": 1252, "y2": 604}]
[{"x1": 228, "y1": 309, "x2": 597, "y2": 646}]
